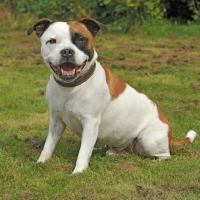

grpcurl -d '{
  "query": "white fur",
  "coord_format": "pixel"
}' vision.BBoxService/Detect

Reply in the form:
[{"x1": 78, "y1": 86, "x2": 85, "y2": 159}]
[
  {"x1": 36, "y1": 22, "x2": 196, "y2": 174},
  {"x1": 186, "y1": 130, "x2": 197, "y2": 142}
]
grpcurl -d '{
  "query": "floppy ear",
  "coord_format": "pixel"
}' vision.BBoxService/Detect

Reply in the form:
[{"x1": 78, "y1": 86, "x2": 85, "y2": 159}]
[
  {"x1": 79, "y1": 18, "x2": 108, "y2": 37},
  {"x1": 27, "y1": 18, "x2": 53, "y2": 37}
]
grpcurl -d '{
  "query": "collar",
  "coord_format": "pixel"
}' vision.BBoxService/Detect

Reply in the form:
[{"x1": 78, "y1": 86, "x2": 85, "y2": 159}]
[{"x1": 53, "y1": 63, "x2": 96, "y2": 87}]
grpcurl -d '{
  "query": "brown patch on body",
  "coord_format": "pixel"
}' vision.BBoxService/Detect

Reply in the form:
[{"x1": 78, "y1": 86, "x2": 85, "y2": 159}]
[
  {"x1": 157, "y1": 107, "x2": 192, "y2": 147},
  {"x1": 157, "y1": 107, "x2": 172, "y2": 145},
  {"x1": 102, "y1": 66, "x2": 126, "y2": 100}
]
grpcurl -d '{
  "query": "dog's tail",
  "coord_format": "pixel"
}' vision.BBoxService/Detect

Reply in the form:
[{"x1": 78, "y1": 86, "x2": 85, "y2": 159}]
[{"x1": 169, "y1": 130, "x2": 197, "y2": 146}]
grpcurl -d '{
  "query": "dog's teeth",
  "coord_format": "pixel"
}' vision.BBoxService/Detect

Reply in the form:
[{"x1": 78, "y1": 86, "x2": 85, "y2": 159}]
[{"x1": 61, "y1": 68, "x2": 75, "y2": 76}]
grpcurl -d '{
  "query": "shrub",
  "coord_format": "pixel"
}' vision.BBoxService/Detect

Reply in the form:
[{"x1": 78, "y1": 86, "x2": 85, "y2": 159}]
[
  {"x1": 1, "y1": 0, "x2": 200, "y2": 31},
  {"x1": 161, "y1": 0, "x2": 200, "y2": 23},
  {"x1": 91, "y1": 0, "x2": 162, "y2": 32},
  {"x1": 2, "y1": 0, "x2": 92, "y2": 20}
]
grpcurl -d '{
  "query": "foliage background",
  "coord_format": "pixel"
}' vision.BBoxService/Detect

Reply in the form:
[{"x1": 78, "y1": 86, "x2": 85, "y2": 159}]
[{"x1": 1, "y1": 0, "x2": 200, "y2": 32}]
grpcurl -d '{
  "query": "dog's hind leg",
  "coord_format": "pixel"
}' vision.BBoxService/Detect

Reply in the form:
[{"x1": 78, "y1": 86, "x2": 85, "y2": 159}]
[
  {"x1": 133, "y1": 123, "x2": 171, "y2": 159},
  {"x1": 37, "y1": 116, "x2": 66, "y2": 163}
]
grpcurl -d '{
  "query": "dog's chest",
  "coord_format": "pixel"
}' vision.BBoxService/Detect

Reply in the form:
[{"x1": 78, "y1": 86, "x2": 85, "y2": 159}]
[
  {"x1": 47, "y1": 89, "x2": 86, "y2": 135},
  {"x1": 46, "y1": 75, "x2": 109, "y2": 136}
]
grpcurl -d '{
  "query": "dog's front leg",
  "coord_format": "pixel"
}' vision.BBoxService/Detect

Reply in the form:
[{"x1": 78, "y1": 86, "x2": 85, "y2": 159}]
[
  {"x1": 72, "y1": 117, "x2": 100, "y2": 174},
  {"x1": 37, "y1": 116, "x2": 66, "y2": 163}
]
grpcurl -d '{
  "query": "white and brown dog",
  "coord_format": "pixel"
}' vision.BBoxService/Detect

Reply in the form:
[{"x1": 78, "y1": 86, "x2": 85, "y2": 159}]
[{"x1": 27, "y1": 18, "x2": 197, "y2": 174}]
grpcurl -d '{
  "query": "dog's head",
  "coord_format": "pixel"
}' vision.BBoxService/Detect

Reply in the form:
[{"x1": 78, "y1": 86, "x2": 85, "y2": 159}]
[{"x1": 27, "y1": 18, "x2": 107, "y2": 82}]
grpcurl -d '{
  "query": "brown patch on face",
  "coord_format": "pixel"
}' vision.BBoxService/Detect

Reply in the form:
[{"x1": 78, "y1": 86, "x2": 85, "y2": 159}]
[
  {"x1": 157, "y1": 107, "x2": 172, "y2": 146},
  {"x1": 68, "y1": 21, "x2": 94, "y2": 61},
  {"x1": 103, "y1": 66, "x2": 126, "y2": 100},
  {"x1": 68, "y1": 21, "x2": 93, "y2": 40}
]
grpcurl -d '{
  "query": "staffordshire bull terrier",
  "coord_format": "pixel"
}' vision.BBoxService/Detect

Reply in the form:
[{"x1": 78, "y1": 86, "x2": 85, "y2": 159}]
[{"x1": 27, "y1": 18, "x2": 197, "y2": 174}]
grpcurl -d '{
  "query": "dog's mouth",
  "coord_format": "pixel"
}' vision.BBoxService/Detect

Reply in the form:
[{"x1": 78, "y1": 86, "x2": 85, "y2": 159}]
[{"x1": 49, "y1": 61, "x2": 87, "y2": 80}]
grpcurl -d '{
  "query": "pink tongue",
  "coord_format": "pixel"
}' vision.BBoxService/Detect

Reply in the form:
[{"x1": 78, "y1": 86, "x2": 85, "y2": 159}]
[{"x1": 61, "y1": 63, "x2": 75, "y2": 76}]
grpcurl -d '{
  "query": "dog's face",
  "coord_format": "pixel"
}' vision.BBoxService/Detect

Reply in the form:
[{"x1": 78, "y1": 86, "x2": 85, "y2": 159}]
[{"x1": 27, "y1": 18, "x2": 107, "y2": 81}]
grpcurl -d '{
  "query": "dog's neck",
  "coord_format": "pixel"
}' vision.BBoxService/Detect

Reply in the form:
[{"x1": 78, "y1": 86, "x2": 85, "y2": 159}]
[{"x1": 53, "y1": 63, "x2": 96, "y2": 87}]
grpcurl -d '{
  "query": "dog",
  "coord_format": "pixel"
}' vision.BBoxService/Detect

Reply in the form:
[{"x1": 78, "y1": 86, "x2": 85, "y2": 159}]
[{"x1": 27, "y1": 18, "x2": 197, "y2": 174}]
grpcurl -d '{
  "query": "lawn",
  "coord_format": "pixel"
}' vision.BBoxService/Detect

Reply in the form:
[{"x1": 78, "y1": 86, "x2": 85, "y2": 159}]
[{"x1": 0, "y1": 17, "x2": 200, "y2": 199}]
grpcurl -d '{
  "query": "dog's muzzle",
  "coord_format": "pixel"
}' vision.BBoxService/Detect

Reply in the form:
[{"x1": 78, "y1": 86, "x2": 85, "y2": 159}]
[{"x1": 49, "y1": 61, "x2": 87, "y2": 80}]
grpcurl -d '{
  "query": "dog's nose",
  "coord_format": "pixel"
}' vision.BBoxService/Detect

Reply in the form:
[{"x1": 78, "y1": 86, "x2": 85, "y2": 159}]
[{"x1": 60, "y1": 48, "x2": 74, "y2": 58}]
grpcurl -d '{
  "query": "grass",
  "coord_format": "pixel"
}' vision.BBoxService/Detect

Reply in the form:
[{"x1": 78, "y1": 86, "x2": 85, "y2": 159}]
[
  {"x1": 0, "y1": 9, "x2": 200, "y2": 200},
  {"x1": 0, "y1": 4, "x2": 37, "y2": 31}
]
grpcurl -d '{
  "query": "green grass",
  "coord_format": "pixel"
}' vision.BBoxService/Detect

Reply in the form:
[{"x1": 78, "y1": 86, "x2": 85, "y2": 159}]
[{"x1": 0, "y1": 17, "x2": 200, "y2": 199}]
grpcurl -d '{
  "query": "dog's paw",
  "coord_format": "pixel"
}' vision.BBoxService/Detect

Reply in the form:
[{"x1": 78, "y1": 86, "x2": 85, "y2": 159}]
[
  {"x1": 36, "y1": 151, "x2": 52, "y2": 163},
  {"x1": 72, "y1": 165, "x2": 88, "y2": 175},
  {"x1": 36, "y1": 157, "x2": 46, "y2": 163},
  {"x1": 72, "y1": 168, "x2": 84, "y2": 175},
  {"x1": 106, "y1": 148, "x2": 120, "y2": 156}
]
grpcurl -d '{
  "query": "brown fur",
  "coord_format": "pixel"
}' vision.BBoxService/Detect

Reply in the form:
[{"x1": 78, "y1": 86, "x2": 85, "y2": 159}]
[
  {"x1": 157, "y1": 107, "x2": 191, "y2": 146},
  {"x1": 68, "y1": 21, "x2": 94, "y2": 55},
  {"x1": 103, "y1": 66, "x2": 126, "y2": 100}
]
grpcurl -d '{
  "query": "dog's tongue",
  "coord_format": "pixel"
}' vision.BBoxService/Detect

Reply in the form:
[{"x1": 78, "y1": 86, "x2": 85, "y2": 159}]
[{"x1": 60, "y1": 63, "x2": 75, "y2": 76}]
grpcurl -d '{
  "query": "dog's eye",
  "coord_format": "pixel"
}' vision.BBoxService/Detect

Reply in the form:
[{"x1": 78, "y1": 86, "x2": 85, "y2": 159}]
[
  {"x1": 77, "y1": 37, "x2": 85, "y2": 43},
  {"x1": 47, "y1": 39, "x2": 56, "y2": 44}
]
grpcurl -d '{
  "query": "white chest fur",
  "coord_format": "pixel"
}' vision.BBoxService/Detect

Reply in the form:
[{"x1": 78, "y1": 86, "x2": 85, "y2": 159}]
[{"x1": 46, "y1": 63, "x2": 110, "y2": 136}]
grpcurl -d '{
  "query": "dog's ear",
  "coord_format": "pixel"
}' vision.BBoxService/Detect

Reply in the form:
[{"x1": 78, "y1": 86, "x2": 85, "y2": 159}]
[
  {"x1": 27, "y1": 18, "x2": 53, "y2": 37},
  {"x1": 79, "y1": 18, "x2": 108, "y2": 37}
]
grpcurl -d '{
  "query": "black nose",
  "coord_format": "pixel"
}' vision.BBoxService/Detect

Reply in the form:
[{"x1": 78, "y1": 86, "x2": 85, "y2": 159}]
[{"x1": 60, "y1": 48, "x2": 74, "y2": 58}]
